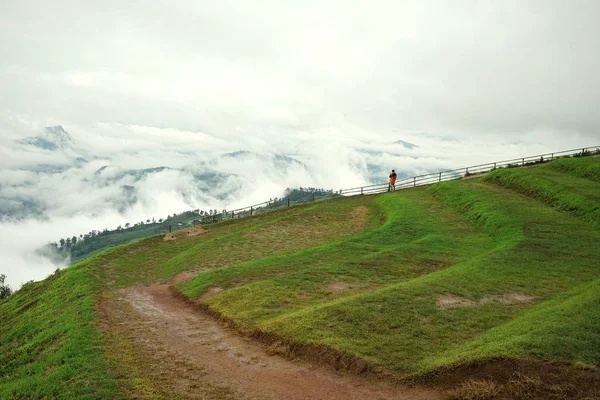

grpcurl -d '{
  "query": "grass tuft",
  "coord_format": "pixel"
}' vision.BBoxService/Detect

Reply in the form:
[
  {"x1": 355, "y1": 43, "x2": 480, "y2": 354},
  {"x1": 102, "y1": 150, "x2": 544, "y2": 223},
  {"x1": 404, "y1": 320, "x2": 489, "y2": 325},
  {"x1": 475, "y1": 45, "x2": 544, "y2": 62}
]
[{"x1": 447, "y1": 379, "x2": 500, "y2": 400}]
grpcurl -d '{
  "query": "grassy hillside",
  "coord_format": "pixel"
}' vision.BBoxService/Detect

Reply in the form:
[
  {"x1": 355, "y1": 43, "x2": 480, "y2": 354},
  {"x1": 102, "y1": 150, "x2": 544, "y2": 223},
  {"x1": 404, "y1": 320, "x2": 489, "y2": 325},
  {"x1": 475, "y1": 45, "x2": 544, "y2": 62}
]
[
  {"x1": 55, "y1": 189, "x2": 338, "y2": 264},
  {"x1": 0, "y1": 258, "x2": 121, "y2": 399},
  {"x1": 1, "y1": 156, "x2": 599, "y2": 399}
]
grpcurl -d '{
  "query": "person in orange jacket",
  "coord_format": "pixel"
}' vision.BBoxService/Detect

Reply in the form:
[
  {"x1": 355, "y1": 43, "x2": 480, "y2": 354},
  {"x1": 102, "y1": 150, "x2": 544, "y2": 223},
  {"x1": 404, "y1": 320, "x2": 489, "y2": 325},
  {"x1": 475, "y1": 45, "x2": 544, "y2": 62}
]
[{"x1": 389, "y1": 169, "x2": 397, "y2": 191}]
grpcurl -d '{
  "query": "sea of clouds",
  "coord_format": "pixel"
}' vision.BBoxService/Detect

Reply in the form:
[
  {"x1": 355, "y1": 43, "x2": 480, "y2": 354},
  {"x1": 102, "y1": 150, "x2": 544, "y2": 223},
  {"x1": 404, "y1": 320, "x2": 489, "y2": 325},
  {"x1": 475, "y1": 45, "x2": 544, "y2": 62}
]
[{"x1": 1, "y1": 117, "x2": 596, "y2": 289}]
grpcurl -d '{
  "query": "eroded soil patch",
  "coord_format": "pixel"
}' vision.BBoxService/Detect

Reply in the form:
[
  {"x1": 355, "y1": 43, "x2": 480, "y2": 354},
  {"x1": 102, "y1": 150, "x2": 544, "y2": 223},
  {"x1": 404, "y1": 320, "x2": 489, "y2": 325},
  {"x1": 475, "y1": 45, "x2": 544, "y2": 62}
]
[
  {"x1": 350, "y1": 205, "x2": 370, "y2": 223},
  {"x1": 171, "y1": 268, "x2": 211, "y2": 284},
  {"x1": 164, "y1": 226, "x2": 207, "y2": 241},
  {"x1": 200, "y1": 287, "x2": 223, "y2": 300},
  {"x1": 327, "y1": 281, "x2": 351, "y2": 294},
  {"x1": 437, "y1": 293, "x2": 535, "y2": 309},
  {"x1": 422, "y1": 358, "x2": 600, "y2": 400}
]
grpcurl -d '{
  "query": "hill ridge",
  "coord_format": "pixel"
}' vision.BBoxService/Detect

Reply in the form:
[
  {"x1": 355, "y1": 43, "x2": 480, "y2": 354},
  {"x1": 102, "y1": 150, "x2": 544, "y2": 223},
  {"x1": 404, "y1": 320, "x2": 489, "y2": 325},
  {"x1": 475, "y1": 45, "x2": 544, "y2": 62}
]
[{"x1": 2, "y1": 156, "x2": 599, "y2": 399}]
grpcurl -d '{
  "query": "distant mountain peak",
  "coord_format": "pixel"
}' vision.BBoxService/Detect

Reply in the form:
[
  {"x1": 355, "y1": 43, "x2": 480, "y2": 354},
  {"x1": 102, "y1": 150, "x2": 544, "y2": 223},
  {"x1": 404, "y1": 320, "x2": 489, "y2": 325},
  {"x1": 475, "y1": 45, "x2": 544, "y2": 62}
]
[
  {"x1": 220, "y1": 151, "x2": 305, "y2": 168},
  {"x1": 94, "y1": 165, "x2": 110, "y2": 175},
  {"x1": 393, "y1": 140, "x2": 418, "y2": 150},
  {"x1": 45, "y1": 125, "x2": 72, "y2": 145},
  {"x1": 222, "y1": 150, "x2": 252, "y2": 158},
  {"x1": 18, "y1": 125, "x2": 73, "y2": 151}
]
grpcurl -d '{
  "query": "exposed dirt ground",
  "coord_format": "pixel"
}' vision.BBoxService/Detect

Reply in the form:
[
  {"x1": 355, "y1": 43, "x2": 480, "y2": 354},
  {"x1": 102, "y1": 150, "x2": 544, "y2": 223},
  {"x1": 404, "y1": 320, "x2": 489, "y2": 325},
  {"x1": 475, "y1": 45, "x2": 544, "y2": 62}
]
[
  {"x1": 437, "y1": 293, "x2": 535, "y2": 309},
  {"x1": 104, "y1": 283, "x2": 443, "y2": 399},
  {"x1": 164, "y1": 226, "x2": 208, "y2": 241},
  {"x1": 425, "y1": 358, "x2": 600, "y2": 400}
]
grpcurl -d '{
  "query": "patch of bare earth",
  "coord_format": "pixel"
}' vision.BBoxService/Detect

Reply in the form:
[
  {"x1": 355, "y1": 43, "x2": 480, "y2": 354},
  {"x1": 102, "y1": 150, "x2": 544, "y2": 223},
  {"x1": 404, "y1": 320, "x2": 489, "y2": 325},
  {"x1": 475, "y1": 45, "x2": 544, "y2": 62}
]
[
  {"x1": 171, "y1": 268, "x2": 211, "y2": 284},
  {"x1": 102, "y1": 283, "x2": 442, "y2": 400},
  {"x1": 350, "y1": 205, "x2": 369, "y2": 223},
  {"x1": 200, "y1": 287, "x2": 223, "y2": 300},
  {"x1": 164, "y1": 226, "x2": 207, "y2": 241},
  {"x1": 437, "y1": 293, "x2": 535, "y2": 309},
  {"x1": 327, "y1": 281, "x2": 351, "y2": 294},
  {"x1": 423, "y1": 359, "x2": 600, "y2": 400}
]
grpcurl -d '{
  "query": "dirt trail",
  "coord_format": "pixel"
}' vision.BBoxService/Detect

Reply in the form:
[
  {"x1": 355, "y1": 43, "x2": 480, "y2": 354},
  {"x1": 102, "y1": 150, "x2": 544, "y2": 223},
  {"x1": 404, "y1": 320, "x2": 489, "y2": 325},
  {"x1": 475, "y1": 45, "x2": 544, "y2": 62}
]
[{"x1": 113, "y1": 283, "x2": 443, "y2": 400}]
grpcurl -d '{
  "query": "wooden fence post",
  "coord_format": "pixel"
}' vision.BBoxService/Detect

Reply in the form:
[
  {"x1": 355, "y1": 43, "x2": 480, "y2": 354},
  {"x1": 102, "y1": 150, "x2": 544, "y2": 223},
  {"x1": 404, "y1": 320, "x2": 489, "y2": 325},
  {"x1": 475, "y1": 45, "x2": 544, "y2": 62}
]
[
  {"x1": 439, "y1": 172, "x2": 441, "y2": 182},
  {"x1": 361, "y1": 187, "x2": 363, "y2": 195},
  {"x1": 287, "y1": 198, "x2": 290, "y2": 207},
  {"x1": 250, "y1": 207, "x2": 253, "y2": 216},
  {"x1": 522, "y1": 158, "x2": 525, "y2": 166},
  {"x1": 413, "y1": 177, "x2": 416, "y2": 187}
]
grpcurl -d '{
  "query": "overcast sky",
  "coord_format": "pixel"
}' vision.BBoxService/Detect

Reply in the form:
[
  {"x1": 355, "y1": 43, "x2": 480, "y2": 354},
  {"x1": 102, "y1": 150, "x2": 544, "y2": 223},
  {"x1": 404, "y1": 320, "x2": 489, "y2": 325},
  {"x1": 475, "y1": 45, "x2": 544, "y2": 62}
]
[
  {"x1": 2, "y1": 0, "x2": 600, "y2": 141},
  {"x1": 1, "y1": 0, "x2": 600, "y2": 287}
]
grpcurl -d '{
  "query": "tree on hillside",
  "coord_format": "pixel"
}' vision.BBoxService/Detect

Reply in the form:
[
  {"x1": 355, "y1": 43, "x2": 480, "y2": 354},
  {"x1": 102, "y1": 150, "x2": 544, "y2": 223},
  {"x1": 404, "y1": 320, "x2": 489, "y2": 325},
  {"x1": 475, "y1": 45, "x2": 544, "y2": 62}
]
[
  {"x1": 0, "y1": 274, "x2": 12, "y2": 300},
  {"x1": 59, "y1": 238, "x2": 65, "y2": 248},
  {"x1": 71, "y1": 236, "x2": 77, "y2": 245}
]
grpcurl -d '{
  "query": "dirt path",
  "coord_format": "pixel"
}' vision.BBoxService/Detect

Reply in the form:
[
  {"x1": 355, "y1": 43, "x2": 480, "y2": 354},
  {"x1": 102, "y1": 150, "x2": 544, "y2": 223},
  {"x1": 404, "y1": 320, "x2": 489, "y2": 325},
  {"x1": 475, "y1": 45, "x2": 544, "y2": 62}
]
[{"x1": 109, "y1": 283, "x2": 443, "y2": 400}]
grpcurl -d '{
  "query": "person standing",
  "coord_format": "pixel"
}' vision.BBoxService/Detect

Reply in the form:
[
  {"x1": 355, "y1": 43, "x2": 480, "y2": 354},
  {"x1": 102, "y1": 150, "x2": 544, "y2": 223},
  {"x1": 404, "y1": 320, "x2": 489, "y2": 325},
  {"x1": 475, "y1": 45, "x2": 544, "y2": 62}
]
[{"x1": 389, "y1": 169, "x2": 397, "y2": 191}]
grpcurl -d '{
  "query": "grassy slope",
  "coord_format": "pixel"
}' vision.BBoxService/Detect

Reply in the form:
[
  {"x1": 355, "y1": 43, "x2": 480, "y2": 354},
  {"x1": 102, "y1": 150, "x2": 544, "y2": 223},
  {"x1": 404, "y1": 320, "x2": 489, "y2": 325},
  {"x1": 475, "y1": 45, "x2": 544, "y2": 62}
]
[
  {"x1": 102, "y1": 194, "x2": 379, "y2": 288},
  {"x1": 548, "y1": 156, "x2": 600, "y2": 182},
  {"x1": 178, "y1": 158, "x2": 600, "y2": 376},
  {"x1": 179, "y1": 190, "x2": 495, "y2": 329},
  {"x1": 1, "y1": 157, "x2": 598, "y2": 398},
  {"x1": 0, "y1": 257, "x2": 121, "y2": 399},
  {"x1": 482, "y1": 162, "x2": 600, "y2": 229}
]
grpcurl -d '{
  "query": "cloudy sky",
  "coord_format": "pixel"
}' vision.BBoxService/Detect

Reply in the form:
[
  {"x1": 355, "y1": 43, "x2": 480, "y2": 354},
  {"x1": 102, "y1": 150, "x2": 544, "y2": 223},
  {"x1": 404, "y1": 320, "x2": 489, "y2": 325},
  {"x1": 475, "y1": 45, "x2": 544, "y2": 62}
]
[{"x1": 1, "y1": 0, "x2": 599, "y2": 287}]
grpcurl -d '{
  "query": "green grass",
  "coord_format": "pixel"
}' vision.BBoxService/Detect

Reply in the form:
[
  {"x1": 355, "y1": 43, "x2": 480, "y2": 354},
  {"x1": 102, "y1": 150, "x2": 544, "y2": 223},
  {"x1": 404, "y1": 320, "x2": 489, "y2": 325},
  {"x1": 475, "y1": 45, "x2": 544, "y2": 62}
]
[
  {"x1": 428, "y1": 277, "x2": 600, "y2": 370},
  {"x1": 2, "y1": 156, "x2": 599, "y2": 396},
  {"x1": 482, "y1": 160, "x2": 600, "y2": 229},
  {"x1": 177, "y1": 160, "x2": 600, "y2": 376},
  {"x1": 0, "y1": 258, "x2": 122, "y2": 399},
  {"x1": 547, "y1": 156, "x2": 600, "y2": 182},
  {"x1": 178, "y1": 190, "x2": 495, "y2": 328},
  {"x1": 102, "y1": 195, "x2": 379, "y2": 288}
]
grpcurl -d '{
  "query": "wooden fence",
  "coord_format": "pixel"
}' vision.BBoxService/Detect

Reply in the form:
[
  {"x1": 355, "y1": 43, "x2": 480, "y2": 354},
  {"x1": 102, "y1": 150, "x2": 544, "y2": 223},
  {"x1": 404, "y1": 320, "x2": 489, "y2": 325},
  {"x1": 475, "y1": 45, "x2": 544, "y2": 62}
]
[{"x1": 197, "y1": 146, "x2": 600, "y2": 225}]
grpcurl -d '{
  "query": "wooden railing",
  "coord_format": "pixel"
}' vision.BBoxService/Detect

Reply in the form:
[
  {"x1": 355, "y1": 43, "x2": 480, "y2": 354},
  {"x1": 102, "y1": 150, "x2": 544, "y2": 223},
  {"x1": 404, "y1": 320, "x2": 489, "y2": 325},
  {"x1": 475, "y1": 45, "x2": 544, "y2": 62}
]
[{"x1": 196, "y1": 146, "x2": 600, "y2": 225}]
